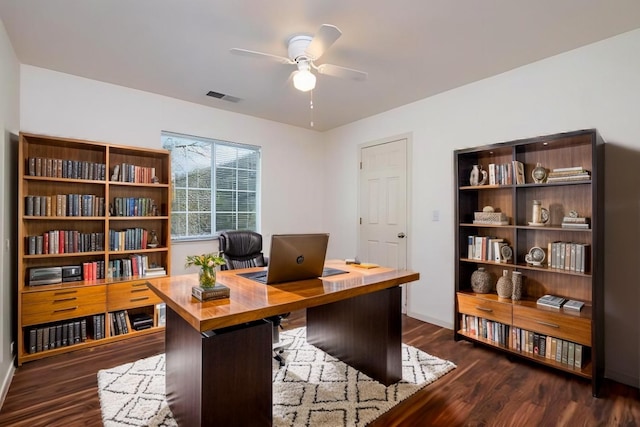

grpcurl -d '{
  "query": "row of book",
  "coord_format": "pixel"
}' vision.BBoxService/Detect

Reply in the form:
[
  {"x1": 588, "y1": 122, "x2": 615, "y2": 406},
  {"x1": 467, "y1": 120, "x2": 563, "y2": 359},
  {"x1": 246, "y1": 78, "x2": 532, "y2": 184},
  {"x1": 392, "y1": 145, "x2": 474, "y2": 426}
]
[
  {"x1": 112, "y1": 197, "x2": 158, "y2": 217},
  {"x1": 82, "y1": 260, "x2": 106, "y2": 281},
  {"x1": 109, "y1": 228, "x2": 155, "y2": 251},
  {"x1": 548, "y1": 241, "x2": 590, "y2": 273},
  {"x1": 110, "y1": 310, "x2": 130, "y2": 336},
  {"x1": 25, "y1": 194, "x2": 106, "y2": 217},
  {"x1": 461, "y1": 314, "x2": 510, "y2": 347},
  {"x1": 467, "y1": 235, "x2": 509, "y2": 262},
  {"x1": 107, "y1": 254, "x2": 156, "y2": 279},
  {"x1": 487, "y1": 161, "x2": 525, "y2": 185},
  {"x1": 511, "y1": 327, "x2": 585, "y2": 369},
  {"x1": 27, "y1": 157, "x2": 107, "y2": 181},
  {"x1": 112, "y1": 163, "x2": 157, "y2": 184},
  {"x1": 26, "y1": 308, "x2": 162, "y2": 354},
  {"x1": 461, "y1": 314, "x2": 586, "y2": 369},
  {"x1": 546, "y1": 166, "x2": 591, "y2": 183},
  {"x1": 25, "y1": 231, "x2": 105, "y2": 255},
  {"x1": 27, "y1": 317, "x2": 89, "y2": 354}
]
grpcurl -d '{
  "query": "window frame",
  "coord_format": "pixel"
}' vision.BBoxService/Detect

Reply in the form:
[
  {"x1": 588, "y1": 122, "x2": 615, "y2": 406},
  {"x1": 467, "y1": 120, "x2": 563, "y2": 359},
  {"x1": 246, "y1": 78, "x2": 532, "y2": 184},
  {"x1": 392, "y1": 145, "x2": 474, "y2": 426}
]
[{"x1": 161, "y1": 131, "x2": 261, "y2": 242}]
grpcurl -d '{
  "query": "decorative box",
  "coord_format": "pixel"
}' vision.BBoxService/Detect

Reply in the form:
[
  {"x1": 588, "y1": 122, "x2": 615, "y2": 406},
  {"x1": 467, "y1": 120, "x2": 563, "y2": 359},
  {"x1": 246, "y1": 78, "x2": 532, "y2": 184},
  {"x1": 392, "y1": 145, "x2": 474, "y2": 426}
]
[{"x1": 473, "y1": 212, "x2": 508, "y2": 225}]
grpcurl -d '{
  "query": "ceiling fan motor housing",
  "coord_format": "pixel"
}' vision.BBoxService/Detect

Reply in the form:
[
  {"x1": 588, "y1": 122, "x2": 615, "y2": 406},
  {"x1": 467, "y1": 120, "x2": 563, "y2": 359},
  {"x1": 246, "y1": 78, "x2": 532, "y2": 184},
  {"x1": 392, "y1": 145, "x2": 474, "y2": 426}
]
[{"x1": 287, "y1": 35, "x2": 313, "y2": 62}]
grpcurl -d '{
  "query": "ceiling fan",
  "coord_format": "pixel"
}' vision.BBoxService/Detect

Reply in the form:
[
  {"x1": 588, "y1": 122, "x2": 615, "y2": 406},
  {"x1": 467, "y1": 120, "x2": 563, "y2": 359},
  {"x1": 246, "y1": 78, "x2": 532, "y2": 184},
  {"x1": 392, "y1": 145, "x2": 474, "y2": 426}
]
[{"x1": 230, "y1": 24, "x2": 368, "y2": 92}]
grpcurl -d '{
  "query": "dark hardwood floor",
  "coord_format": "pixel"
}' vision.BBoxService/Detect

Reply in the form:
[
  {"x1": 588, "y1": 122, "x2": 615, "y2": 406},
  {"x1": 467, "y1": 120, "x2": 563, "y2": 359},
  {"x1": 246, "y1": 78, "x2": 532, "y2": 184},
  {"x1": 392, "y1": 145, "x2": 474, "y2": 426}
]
[{"x1": 1, "y1": 310, "x2": 638, "y2": 426}]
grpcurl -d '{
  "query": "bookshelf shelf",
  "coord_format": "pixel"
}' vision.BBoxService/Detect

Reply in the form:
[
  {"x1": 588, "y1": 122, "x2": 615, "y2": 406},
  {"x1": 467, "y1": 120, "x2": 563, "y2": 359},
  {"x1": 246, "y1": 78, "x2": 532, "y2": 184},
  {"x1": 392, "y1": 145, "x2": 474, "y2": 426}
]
[
  {"x1": 454, "y1": 129, "x2": 604, "y2": 396},
  {"x1": 17, "y1": 132, "x2": 172, "y2": 365}
]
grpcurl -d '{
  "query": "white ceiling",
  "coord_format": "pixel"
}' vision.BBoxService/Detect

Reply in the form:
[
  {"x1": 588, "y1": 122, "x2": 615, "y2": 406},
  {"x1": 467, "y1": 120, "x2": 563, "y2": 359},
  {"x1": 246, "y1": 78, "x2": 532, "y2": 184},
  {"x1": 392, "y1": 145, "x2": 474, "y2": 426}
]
[{"x1": 2, "y1": 1, "x2": 640, "y2": 131}]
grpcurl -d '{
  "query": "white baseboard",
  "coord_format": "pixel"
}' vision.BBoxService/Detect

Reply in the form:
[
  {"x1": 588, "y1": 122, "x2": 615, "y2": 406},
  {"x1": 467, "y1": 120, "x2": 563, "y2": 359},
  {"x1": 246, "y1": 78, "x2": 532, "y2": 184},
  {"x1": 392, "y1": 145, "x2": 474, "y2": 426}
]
[
  {"x1": 0, "y1": 357, "x2": 15, "y2": 410},
  {"x1": 407, "y1": 311, "x2": 453, "y2": 330}
]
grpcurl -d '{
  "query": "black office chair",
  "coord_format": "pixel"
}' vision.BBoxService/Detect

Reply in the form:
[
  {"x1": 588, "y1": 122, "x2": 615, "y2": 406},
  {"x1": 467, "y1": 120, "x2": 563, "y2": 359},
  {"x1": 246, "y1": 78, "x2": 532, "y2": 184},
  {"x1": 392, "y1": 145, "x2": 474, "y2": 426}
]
[{"x1": 218, "y1": 230, "x2": 290, "y2": 366}]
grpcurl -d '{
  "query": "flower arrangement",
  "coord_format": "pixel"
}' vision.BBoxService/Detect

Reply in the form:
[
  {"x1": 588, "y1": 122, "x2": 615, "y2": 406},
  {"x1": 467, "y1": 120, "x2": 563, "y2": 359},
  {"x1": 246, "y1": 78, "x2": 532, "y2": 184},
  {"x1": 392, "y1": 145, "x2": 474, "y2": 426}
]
[
  {"x1": 185, "y1": 252, "x2": 226, "y2": 287},
  {"x1": 185, "y1": 252, "x2": 226, "y2": 270}
]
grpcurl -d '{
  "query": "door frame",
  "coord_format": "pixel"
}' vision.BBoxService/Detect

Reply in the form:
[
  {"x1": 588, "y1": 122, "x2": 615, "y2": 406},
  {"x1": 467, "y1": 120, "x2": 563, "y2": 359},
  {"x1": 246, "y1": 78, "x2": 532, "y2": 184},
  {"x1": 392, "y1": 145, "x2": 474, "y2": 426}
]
[{"x1": 357, "y1": 133, "x2": 413, "y2": 312}]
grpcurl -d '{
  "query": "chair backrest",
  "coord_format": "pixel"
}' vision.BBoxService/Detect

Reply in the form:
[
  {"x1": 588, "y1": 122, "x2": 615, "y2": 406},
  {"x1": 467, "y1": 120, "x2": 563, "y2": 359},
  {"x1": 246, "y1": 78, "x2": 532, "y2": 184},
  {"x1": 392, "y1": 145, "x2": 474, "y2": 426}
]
[{"x1": 218, "y1": 230, "x2": 266, "y2": 270}]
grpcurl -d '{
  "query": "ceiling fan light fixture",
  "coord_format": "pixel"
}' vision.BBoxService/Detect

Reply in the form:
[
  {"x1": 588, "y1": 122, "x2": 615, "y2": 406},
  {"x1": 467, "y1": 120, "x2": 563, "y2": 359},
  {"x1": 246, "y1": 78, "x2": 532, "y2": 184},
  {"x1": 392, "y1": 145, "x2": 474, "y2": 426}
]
[{"x1": 293, "y1": 63, "x2": 316, "y2": 92}]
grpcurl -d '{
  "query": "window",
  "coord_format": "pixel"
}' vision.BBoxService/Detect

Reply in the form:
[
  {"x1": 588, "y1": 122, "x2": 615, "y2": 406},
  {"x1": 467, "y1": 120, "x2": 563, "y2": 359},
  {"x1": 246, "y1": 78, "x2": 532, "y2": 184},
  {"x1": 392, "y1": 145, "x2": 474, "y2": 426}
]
[{"x1": 161, "y1": 131, "x2": 260, "y2": 240}]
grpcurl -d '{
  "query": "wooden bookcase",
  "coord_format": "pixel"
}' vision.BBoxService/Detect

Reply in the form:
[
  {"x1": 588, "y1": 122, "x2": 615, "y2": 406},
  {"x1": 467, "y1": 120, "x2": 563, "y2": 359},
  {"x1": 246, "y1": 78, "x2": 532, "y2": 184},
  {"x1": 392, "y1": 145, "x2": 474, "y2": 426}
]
[
  {"x1": 17, "y1": 132, "x2": 171, "y2": 365},
  {"x1": 454, "y1": 129, "x2": 604, "y2": 396}
]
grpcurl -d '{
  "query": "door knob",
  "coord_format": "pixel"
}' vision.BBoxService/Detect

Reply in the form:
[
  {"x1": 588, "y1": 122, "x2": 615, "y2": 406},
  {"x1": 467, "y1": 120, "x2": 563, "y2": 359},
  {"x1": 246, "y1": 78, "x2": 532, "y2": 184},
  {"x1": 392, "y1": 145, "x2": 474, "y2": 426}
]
[{"x1": 397, "y1": 232, "x2": 406, "y2": 238}]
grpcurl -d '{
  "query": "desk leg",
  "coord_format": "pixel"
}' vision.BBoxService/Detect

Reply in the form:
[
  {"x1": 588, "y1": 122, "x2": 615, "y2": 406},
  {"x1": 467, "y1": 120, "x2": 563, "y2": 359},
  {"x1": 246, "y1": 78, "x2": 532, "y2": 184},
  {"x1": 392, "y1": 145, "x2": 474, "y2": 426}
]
[
  {"x1": 165, "y1": 309, "x2": 272, "y2": 426},
  {"x1": 306, "y1": 286, "x2": 402, "y2": 386}
]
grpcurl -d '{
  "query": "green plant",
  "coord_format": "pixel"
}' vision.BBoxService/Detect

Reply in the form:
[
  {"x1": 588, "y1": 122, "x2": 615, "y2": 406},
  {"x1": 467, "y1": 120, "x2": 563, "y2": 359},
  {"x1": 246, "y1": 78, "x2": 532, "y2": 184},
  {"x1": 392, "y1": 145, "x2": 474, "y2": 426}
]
[{"x1": 185, "y1": 252, "x2": 226, "y2": 270}]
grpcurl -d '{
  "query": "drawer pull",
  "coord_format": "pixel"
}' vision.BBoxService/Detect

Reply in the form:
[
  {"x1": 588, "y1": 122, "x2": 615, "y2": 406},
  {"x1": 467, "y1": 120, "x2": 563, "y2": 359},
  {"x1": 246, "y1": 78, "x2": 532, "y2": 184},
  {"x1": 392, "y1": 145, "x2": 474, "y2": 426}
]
[
  {"x1": 536, "y1": 320, "x2": 560, "y2": 328},
  {"x1": 53, "y1": 297, "x2": 77, "y2": 303},
  {"x1": 54, "y1": 290, "x2": 78, "y2": 296},
  {"x1": 476, "y1": 306, "x2": 493, "y2": 313},
  {"x1": 53, "y1": 306, "x2": 78, "y2": 313},
  {"x1": 131, "y1": 288, "x2": 148, "y2": 293},
  {"x1": 130, "y1": 296, "x2": 149, "y2": 302},
  {"x1": 132, "y1": 282, "x2": 148, "y2": 288}
]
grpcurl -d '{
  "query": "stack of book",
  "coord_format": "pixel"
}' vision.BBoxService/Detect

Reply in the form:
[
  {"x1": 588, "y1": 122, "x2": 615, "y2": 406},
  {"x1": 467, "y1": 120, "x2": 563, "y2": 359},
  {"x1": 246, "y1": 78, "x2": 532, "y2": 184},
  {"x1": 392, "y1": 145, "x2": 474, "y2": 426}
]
[
  {"x1": 144, "y1": 266, "x2": 167, "y2": 278},
  {"x1": 561, "y1": 216, "x2": 590, "y2": 229},
  {"x1": 546, "y1": 166, "x2": 591, "y2": 182},
  {"x1": 536, "y1": 294, "x2": 567, "y2": 309}
]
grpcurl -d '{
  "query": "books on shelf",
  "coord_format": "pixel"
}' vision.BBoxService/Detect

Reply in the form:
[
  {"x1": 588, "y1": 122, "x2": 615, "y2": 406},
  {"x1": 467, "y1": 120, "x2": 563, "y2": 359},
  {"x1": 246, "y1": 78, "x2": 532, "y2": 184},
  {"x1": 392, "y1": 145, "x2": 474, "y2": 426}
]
[
  {"x1": 460, "y1": 314, "x2": 510, "y2": 347},
  {"x1": 508, "y1": 326, "x2": 586, "y2": 369},
  {"x1": 467, "y1": 235, "x2": 510, "y2": 262},
  {"x1": 548, "y1": 242, "x2": 589, "y2": 272},
  {"x1": 563, "y1": 299, "x2": 585, "y2": 311},
  {"x1": 144, "y1": 267, "x2": 167, "y2": 278},
  {"x1": 27, "y1": 317, "x2": 90, "y2": 354},
  {"x1": 26, "y1": 157, "x2": 106, "y2": 180},
  {"x1": 486, "y1": 162, "x2": 514, "y2": 185},
  {"x1": 513, "y1": 161, "x2": 525, "y2": 185},
  {"x1": 536, "y1": 294, "x2": 567, "y2": 309},
  {"x1": 546, "y1": 167, "x2": 591, "y2": 183}
]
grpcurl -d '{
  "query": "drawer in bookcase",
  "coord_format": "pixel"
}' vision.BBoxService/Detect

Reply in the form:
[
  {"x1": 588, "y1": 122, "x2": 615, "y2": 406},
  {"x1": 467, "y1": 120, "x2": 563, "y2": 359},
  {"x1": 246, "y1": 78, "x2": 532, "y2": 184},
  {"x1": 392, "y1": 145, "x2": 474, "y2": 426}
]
[
  {"x1": 457, "y1": 293, "x2": 512, "y2": 324},
  {"x1": 22, "y1": 285, "x2": 106, "y2": 326},
  {"x1": 107, "y1": 280, "x2": 162, "y2": 311},
  {"x1": 513, "y1": 305, "x2": 591, "y2": 346}
]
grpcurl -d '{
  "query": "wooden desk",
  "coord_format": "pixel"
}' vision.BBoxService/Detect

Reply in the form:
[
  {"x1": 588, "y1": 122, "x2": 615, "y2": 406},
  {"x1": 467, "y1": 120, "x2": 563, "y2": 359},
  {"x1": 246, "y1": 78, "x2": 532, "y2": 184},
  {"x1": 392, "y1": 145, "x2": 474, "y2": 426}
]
[{"x1": 149, "y1": 261, "x2": 419, "y2": 426}]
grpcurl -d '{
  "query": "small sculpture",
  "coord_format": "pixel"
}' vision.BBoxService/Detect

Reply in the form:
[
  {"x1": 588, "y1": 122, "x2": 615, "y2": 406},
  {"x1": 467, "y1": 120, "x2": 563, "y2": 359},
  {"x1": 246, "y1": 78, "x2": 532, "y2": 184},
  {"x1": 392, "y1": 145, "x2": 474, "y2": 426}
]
[
  {"x1": 525, "y1": 247, "x2": 545, "y2": 266},
  {"x1": 532, "y1": 162, "x2": 547, "y2": 183}
]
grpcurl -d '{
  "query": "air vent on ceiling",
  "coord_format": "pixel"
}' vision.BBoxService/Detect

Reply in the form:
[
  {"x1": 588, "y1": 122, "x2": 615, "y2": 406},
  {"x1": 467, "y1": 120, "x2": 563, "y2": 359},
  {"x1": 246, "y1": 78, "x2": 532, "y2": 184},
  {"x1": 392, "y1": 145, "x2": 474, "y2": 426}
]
[{"x1": 206, "y1": 91, "x2": 240, "y2": 103}]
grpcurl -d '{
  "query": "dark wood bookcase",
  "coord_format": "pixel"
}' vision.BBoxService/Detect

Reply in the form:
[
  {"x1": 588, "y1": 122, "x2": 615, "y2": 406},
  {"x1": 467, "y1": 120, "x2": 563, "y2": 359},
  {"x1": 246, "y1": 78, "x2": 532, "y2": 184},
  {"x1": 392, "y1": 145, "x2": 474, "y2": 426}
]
[
  {"x1": 17, "y1": 132, "x2": 172, "y2": 365},
  {"x1": 454, "y1": 129, "x2": 604, "y2": 396}
]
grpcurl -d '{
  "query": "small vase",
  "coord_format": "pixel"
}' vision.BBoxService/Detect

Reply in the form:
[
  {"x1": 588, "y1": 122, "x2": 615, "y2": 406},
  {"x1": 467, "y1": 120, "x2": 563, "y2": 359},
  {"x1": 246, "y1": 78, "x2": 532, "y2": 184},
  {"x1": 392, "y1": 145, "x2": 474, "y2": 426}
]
[
  {"x1": 199, "y1": 267, "x2": 216, "y2": 288},
  {"x1": 470, "y1": 165, "x2": 480, "y2": 186},
  {"x1": 511, "y1": 271, "x2": 523, "y2": 301},
  {"x1": 496, "y1": 270, "x2": 512, "y2": 299},
  {"x1": 471, "y1": 267, "x2": 493, "y2": 294}
]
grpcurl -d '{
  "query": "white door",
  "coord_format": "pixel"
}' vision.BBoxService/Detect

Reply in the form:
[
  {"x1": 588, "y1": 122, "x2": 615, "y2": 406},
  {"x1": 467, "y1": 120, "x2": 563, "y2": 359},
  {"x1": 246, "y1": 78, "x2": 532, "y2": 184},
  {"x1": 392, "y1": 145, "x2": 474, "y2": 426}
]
[{"x1": 359, "y1": 138, "x2": 408, "y2": 272}]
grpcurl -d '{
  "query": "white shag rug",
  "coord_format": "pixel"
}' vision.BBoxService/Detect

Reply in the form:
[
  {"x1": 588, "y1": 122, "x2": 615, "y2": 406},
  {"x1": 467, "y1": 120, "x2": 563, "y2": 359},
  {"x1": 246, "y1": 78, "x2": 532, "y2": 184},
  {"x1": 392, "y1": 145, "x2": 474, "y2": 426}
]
[{"x1": 98, "y1": 327, "x2": 456, "y2": 427}]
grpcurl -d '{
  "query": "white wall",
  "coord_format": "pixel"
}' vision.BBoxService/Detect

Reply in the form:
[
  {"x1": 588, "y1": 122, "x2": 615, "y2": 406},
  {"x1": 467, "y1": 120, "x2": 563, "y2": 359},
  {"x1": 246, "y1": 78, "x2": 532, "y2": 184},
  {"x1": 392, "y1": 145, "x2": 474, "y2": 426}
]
[
  {"x1": 323, "y1": 29, "x2": 640, "y2": 387},
  {"x1": 19, "y1": 66, "x2": 326, "y2": 275},
  {"x1": 0, "y1": 17, "x2": 20, "y2": 407}
]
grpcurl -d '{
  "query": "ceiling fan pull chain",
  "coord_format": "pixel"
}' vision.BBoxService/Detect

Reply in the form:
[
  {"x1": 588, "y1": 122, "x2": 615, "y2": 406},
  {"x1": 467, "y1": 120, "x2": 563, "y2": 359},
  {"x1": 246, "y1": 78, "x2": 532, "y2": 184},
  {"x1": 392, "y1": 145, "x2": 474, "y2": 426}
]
[{"x1": 309, "y1": 90, "x2": 314, "y2": 128}]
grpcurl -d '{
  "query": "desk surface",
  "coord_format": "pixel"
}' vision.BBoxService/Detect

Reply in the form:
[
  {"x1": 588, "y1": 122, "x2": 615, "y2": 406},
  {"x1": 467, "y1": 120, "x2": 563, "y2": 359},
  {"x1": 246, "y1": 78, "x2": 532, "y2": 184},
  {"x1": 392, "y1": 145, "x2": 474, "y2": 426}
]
[{"x1": 148, "y1": 260, "x2": 419, "y2": 333}]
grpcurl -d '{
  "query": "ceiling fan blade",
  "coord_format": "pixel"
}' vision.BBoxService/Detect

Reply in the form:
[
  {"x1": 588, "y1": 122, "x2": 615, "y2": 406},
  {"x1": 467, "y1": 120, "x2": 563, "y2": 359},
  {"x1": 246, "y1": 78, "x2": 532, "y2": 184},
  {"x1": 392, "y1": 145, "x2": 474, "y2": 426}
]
[
  {"x1": 229, "y1": 48, "x2": 293, "y2": 65},
  {"x1": 305, "y1": 24, "x2": 342, "y2": 60},
  {"x1": 316, "y1": 63, "x2": 368, "y2": 81}
]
